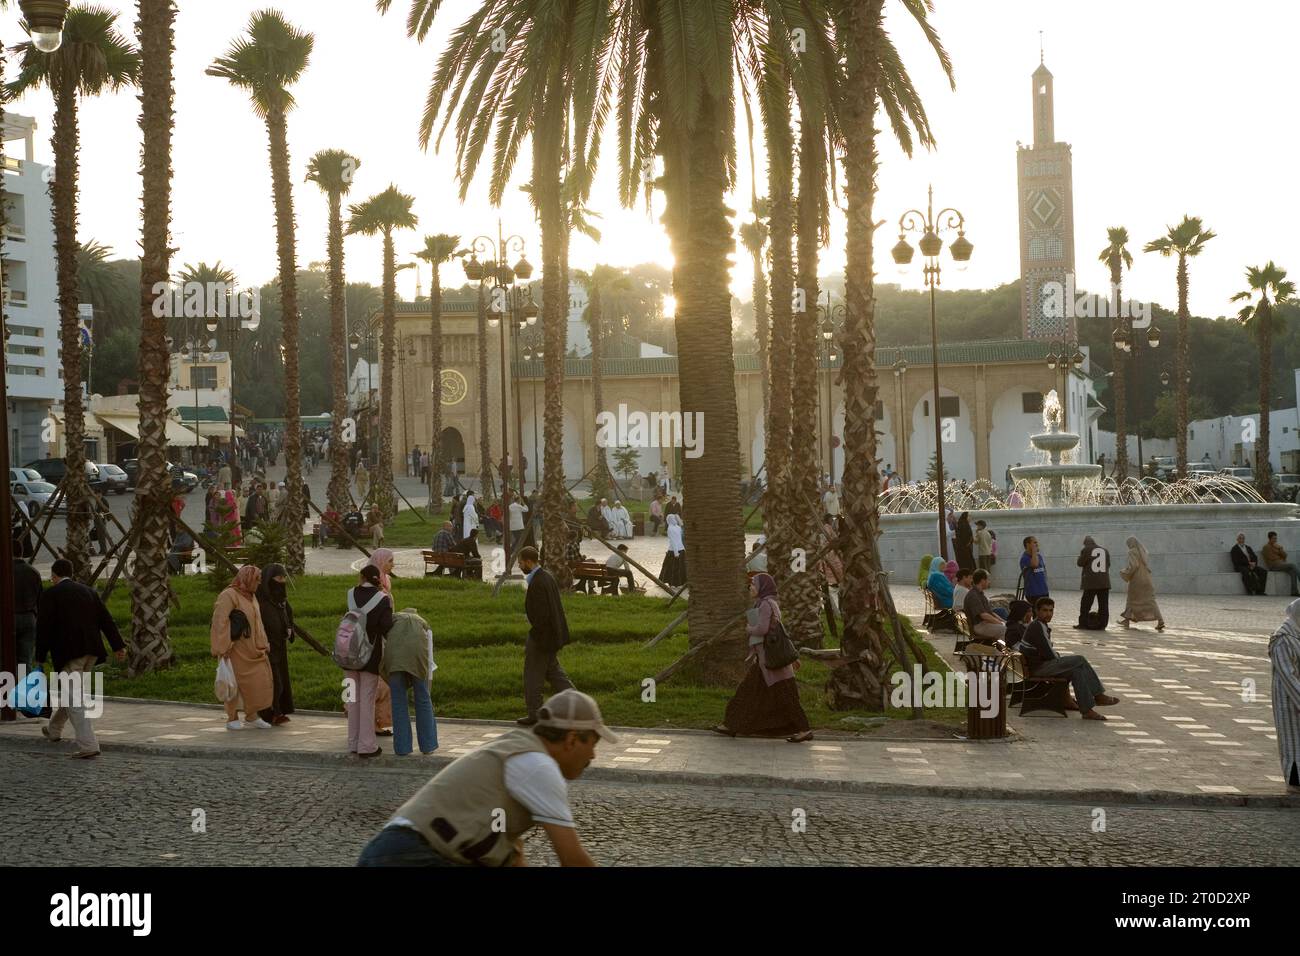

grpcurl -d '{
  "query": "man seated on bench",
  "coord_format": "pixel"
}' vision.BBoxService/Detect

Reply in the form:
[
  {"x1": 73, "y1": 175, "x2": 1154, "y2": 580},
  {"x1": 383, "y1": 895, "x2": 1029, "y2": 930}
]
[
  {"x1": 1019, "y1": 597, "x2": 1118, "y2": 721},
  {"x1": 167, "y1": 529, "x2": 195, "y2": 575},
  {"x1": 428, "y1": 521, "x2": 457, "y2": 575},
  {"x1": 604, "y1": 545, "x2": 638, "y2": 594},
  {"x1": 951, "y1": 567, "x2": 974, "y2": 618},
  {"x1": 962, "y1": 570, "x2": 1006, "y2": 641}
]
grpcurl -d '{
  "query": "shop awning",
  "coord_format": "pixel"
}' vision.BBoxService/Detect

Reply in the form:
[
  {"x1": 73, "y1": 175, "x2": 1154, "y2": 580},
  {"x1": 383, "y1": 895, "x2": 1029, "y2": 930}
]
[
  {"x1": 96, "y1": 413, "x2": 205, "y2": 447},
  {"x1": 191, "y1": 421, "x2": 246, "y2": 438}
]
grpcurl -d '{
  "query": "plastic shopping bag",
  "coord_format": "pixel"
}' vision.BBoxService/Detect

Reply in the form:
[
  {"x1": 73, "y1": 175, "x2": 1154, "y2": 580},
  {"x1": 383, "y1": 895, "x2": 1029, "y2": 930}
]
[
  {"x1": 214, "y1": 657, "x2": 239, "y2": 703},
  {"x1": 17, "y1": 668, "x2": 47, "y2": 717}
]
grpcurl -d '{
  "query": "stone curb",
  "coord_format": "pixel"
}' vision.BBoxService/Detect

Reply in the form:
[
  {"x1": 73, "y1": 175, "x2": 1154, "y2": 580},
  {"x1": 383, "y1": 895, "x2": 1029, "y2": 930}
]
[{"x1": 4, "y1": 735, "x2": 1295, "y2": 810}]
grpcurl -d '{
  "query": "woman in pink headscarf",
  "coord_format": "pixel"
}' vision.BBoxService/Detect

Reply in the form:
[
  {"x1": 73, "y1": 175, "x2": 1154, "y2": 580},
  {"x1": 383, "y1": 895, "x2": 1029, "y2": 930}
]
[
  {"x1": 210, "y1": 565, "x2": 273, "y2": 729},
  {"x1": 365, "y1": 549, "x2": 396, "y2": 735},
  {"x1": 713, "y1": 572, "x2": 813, "y2": 743}
]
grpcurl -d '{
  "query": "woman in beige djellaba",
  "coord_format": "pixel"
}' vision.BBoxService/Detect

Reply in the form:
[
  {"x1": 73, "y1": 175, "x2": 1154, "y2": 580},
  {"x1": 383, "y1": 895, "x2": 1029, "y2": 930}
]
[
  {"x1": 210, "y1": 565, "x2": 276, "y2": 729},
  {"x1": 1119, "y1": 536, "x2": 1166, "y2": 632}
]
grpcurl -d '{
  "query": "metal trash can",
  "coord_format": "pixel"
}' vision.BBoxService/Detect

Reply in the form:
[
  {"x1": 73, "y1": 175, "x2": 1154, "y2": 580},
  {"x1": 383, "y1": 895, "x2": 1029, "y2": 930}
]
[{"x1": 958, "y1": 651, "x2": 1008, "y2": 739}]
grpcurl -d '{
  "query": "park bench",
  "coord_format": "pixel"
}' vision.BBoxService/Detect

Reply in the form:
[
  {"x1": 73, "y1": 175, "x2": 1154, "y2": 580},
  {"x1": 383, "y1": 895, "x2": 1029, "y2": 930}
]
[
  {"x1": 1006, "y1": 670, "x2": 1071, "y2": 717},
  {"x1": 423, "y1": 549, "x2": 467, "y2": 577},
  {"x1": 923, "y1": 587, "x2": 958, "y2": 633},
  {"x1": 574, "y1": 560, "x2": 619, "y2": 594}
]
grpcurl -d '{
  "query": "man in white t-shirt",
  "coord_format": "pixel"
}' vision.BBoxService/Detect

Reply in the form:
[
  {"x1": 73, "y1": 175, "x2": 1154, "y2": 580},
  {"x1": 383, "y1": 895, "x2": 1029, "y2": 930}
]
[
  {"x1": 822, "y1": 484, "x2": 841, "y2": 517},
  {"x1": 604, "y1": 544, "x2": 637, "y2": 593},
  {"x1": 357, "y1": 689, "x2": 615, "y2": 867},
  {"x1": 509, "y1": 498, "x2": 529, "y2": 552}
]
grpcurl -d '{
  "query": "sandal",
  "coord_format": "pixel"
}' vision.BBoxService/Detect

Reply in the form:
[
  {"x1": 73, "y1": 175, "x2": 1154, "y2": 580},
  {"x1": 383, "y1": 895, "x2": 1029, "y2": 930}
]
[
  {"x1": 786, "y1": 731, "x2": 815, "y2": 743},
  {"x1": 1155, "y1": 622, "x2": 1166, "y2": 632},
  {"x1": 1081, "y1": 710, "x2": 1107, "y2": 721},
  {"x1": 711, "y1": 724, "x2": 736, "y2": 737}
]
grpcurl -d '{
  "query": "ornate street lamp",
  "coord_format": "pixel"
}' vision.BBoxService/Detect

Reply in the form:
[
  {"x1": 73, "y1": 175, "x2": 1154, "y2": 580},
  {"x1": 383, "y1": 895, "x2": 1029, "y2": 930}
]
[
  {"x1": 892, "y1": 185, "x2": 972, "y2": 560},
  {"x1": 19, "y1": 0, "x2": 69, "y2": 53},
  {"x1": 1112, "y1": 323, "x2": 1162, "y2": 473}
]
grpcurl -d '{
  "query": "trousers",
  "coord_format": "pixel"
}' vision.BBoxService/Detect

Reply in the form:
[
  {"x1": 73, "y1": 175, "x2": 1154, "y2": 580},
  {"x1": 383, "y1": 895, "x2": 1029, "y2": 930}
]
[
  {"x1": 1034, "y1": 654, "x2": 1105, "y2": 713},
  {"x1": 523, "y1": 639, "x2": 574, "y2": 718}
]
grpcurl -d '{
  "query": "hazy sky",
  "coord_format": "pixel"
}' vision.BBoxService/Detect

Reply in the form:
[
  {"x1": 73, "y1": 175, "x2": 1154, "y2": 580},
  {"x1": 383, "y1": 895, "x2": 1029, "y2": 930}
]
[{"x1": 2, "y1": 0, "x2": 1293, "y2": 320}]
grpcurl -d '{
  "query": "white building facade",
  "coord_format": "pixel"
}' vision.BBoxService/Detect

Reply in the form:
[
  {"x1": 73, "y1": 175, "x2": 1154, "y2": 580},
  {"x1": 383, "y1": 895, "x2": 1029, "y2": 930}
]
[{"x1": 3, "y1": 112, "x2": 59, "y2": 467}]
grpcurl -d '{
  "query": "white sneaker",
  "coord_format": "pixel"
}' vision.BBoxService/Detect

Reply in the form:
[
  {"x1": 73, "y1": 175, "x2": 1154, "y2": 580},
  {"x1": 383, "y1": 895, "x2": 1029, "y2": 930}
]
[
  {"x1": 226, "y1": 720, "x2": 244, "y2": 730},
  {"x1": 243, "y1": 718, "x2": 273, "y2": 729}
]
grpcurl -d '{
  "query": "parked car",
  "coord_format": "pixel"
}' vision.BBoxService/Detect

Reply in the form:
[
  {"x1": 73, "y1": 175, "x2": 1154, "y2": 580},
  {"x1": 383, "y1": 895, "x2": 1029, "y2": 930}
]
[
  {"x1": 1185, "y1": 461, "x2": 1216, "y2": 477},
  {"x1": 9, "y1": 467, "x2": 44, "y2": 484},
  {"x1": 1272, "y1": 473, "x2": 1300, "y2": 501},
  {"x1": 10, "y1": 478, "x2": 56, "y2": 515},
  {"x1": 96, "y1": 462, "x2": 130, "y2": 494},
  {"x1": 120, "y1": 458, "x2": 198, "y2": 493},
  {"x1": 24, "y1": 458, "x2": 107, "y2": 493},
  {"x1": 1220, "y1": 466, "x2": 1254, "y2": 483},
  {"x1": 1145, "y1": 456, "x2": 1177, "y2": 480}
]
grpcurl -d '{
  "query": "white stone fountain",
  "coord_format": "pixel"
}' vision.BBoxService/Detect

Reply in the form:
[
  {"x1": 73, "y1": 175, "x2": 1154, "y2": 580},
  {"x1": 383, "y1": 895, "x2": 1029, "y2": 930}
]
[{"x1": 1009, "y1": 389, "x2": 1102, "y2": 507}]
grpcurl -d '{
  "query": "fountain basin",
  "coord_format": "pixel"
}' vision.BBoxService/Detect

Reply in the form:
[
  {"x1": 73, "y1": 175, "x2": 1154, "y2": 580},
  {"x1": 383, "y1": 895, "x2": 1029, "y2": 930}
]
[
  {"x1": 1010, "y1": 463, "x2": 1102, "y2": 482},
  {"x1": 1026, "y1": 430, "x2": 1086, "y2": 453}
]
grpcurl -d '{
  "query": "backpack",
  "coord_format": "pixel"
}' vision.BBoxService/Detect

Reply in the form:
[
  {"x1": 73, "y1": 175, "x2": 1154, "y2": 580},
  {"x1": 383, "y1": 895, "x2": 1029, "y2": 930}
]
[{"x1": 333, "y1": 587, "x2": 387, "y2": 670}]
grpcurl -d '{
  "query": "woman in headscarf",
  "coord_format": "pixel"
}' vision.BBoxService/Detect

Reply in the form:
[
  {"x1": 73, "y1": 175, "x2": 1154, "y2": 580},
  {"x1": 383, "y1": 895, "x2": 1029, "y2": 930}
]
[
  {"x1": 926, "y1": 557, "x2": 955, "y2": 610},
  {"x1": 714, "y1": 572, "x2": 813, "y2": 742},
  {"x1": 344, "y1": 564, "x2": 393, "y2": 757},
  {"x1": 1269, "y1": 599, "x2": 1300, "y2": 788},
  {"x1": 916, "y1": 554, "x2": 935, "y2": 587},
  {"x1": 955, "y1": 512, "x2": 975, "y2": 572},
  {"x1": 208, "y1": 481, "x2": 242, "y2": 546},
  {"x1": 209, "y1": 565, "x2": 273, "y2": 730},
  {"x1": 1118, "y1": 536, "x2": 1165, "y2": 631},
  {"x1": 612, "y1": 500, "x2": 634, "y2": 539},
  {"x1": 255, "y1": 563, "x2": 295, "y2": 725},
  {"x1": 944, "y1": 560, "x2": 959, "y2": 584},
  {"x1": 1003, "y1": 599, "x2": 1033, "y2": 648},
  {"x1": 365, "y1": 549, "x2": 397, "y2": 735},
  {"x1": 661, "y1": 513, "x2": 687, "y2": 587}
]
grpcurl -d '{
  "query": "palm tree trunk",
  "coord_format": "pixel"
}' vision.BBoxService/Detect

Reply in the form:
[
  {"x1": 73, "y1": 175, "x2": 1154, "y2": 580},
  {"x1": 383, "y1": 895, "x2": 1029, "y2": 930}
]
[
  {"x1": 590, "y1": 283, "x2": 606, "y2": 491},
  {"x1": 128, "y1": 0, "x2": 178, "y2": 674},
  {"x1": 52, "y1": 79, "x2": 91, "y2": 579},
  {"x1": 1258, "y1": 312, "x2": 1273, "y2": 497},
  {"x1": 476, "y1": 280, "x2": 492, "y2": 499},
  {"x1": 788, "y1": 118, "x2": 826, "y2": 648},
  {"x1": 838, "y1": 0, "x2": 891, "y2": 710},
  {"x1": 326, "y1": 189, "x2": 351, "y2": 514},
  {"x1": 752, "y1": 248, "x2": 770, "y2": 428},
  {"x1": 266, "y1": 108, "x2": 305, "y2": 572},
  {"x1": 377, "y1": 227, "x2": 397, "y2": 517},
  {"x1": 1175, "y1": 253, "x2": 1189, "y2": 475},
  {"x1": 1110, "y1": 260, "x2": 1128, "y2": 480},
  {"x1": 661, "y1": 94, "x2": 747, "y2": 681},
  {"x1": 764, "y1": 80, "x2": 796, "y2": 609},
  {"x1": 428, "y1": 270, "x2": 444, "y2": 512}
]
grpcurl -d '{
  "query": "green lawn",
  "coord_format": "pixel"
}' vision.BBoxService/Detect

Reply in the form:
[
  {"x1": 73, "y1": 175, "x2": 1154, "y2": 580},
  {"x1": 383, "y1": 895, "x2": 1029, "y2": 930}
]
[{"x1": 104, "y1": 574, "x2": 960, "y2": 731}]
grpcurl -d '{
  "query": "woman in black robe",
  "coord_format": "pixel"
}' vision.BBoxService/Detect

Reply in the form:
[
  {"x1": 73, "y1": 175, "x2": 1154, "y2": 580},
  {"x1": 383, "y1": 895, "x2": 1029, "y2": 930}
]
[
  {"x1": 955, "y1": 512, "x2": 976, "y2": 572},
  {"x1": 453, "y1": 527, "x2": 483, "y2": 580},
  {"x1": 256, "y1": 563, "x2": 296, "y2": 724}
]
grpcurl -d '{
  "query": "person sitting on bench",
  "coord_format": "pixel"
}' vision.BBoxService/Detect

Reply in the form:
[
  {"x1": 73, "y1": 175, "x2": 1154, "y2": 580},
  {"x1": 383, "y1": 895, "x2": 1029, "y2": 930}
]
[
  {"x1": 604, "y1": 545, "x2": 638, "y2": 594},
  {"x1": 1002, "y1": 599, "x2": 1032, "y2": 649},
  {"x1": 962, "y1": 570, "x2": 1006, "y2": 640},
  {"x1": 951, "y1": 568, "x2": 974, "y2": 618},
  {"x1": 453, "y1": 528, "x2": 483, "y2": 580},
  {"x1": 1019, "y1": 597, "x2": 1118, "y2": 721},
  {"x1": 1230, "y1": 534, "x2": 1268, "y2": 596},
  {"x1": 925, "y1": 557, "x2": 956, "y2": 629}
]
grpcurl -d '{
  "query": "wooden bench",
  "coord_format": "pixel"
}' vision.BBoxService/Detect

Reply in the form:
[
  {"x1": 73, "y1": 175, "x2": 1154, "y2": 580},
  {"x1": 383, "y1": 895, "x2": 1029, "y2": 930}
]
[
  {"x1": 574, "y1": 560, "x2": 619, "y2": 594},
  {"x1": 423, "y1": 549, "x2": 468, "y2": 577},
  {"x1": 1007, "y1": 672, "x2": 1072, "y2": 717}
]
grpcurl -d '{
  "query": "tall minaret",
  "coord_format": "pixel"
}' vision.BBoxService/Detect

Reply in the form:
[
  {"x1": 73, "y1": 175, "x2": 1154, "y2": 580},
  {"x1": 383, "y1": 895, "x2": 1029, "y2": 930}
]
[{"x1": 1017, "y1": 51, "x2": 1076, "y2": 340}]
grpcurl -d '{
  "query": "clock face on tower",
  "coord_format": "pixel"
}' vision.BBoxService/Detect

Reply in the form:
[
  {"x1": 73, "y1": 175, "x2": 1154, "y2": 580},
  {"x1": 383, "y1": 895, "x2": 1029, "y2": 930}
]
[{"x1": 439, "y1": 369, "x2": 468, "y2": 406}]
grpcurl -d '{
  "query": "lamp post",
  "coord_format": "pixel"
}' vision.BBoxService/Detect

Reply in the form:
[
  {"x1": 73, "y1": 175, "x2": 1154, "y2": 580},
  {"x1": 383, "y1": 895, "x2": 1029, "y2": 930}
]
[
  {"x1": 523, "y1": 343, "x2": 543, "y2": 492},
  {"x1": 205, "y1": 305, "x2": 258, "y2": 474},
  {"x1": 819, "y1": 291, "x2": 844, "y2": 485},
  {"x1": 892, "y1": 356, "x2": 909, "y2": 482},
  {"x1": 4, "y1": 0, "x2": 69, "y2": 722},
  {"x1": 348, "y1": 322, "x2": 379, "y2": 469},
  {"x1": 462, "y1": 221, "x2": 533, "y2": 576},
  {"x1": 1112, "y1": 321, "x2": 1162, "y2": 476},
  {"x1": 891, "y1": 186, "x2": 972, "y2": 560},
  {"x1": 179, "y1": 320, "x2": 218, "y2": 468}
]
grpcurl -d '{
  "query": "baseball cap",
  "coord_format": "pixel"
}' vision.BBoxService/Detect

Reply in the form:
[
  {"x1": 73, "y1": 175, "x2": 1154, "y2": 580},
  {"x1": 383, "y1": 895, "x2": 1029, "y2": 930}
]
[{"x1": 536, "y1": 689, "x2": 619, "y2": 744}]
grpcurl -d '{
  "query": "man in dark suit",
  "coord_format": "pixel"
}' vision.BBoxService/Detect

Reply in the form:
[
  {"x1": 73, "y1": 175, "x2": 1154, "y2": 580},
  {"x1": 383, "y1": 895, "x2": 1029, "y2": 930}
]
[
  {"x1": 1020, "y1": 597, "x2": 1118, "y2": 722},
  {"x1": 517, "y1": 546, "x2": 575, "y2": 725},
  {"x1": 1230, "y1": 533, "x2": 1269, "y2": 595},
  {"x1": 35, "y1": 559, "x2": 126, "y2": 758}
]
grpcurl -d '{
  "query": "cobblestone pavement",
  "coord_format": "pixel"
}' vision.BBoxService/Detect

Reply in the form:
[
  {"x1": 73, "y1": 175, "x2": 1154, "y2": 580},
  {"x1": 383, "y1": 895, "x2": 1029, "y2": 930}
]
[{"x1": 2, "y1": 747, "x2": 1294, "y2": 867}]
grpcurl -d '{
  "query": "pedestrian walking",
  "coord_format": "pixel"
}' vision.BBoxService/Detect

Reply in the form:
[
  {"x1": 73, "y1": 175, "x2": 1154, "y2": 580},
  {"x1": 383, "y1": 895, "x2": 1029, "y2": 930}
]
[
  {"x1": 12, "y1": 556, "x2": 42, "y2": 674},
  {"x1": 660, "y1": 513, "x2": 687, "y2": 587},
  {"x1": 975, "y1": 519, "x2": 994, "y2": 571},
  {"x1": 516, "y1": 546, "x2": 576, "y2": 725},
  {"x1": 35, "y1": 559, "x2": 124, "y2": 757},
  {"x1": 1268, "y1": 599, "x2": 1300, "y2": 789},
  {"x1": 713, "y1": 573, "x2": 813, "y2": 742},
  {"x1": 343, "y1": 564, "x2": 394, "y2": 758},
  {"x1": 1118, "y1": 536, "x2": 1165, "y2": 631},
  {"x1": 954, "y1": 512, "x2": 975, "y2": 572},
  {"x1": 366, "y1": 549, "x2": 398, "y2": 738},
  {"x1": 356, "y1": 688, "x2": 613, "y2": 866},
  {"x1": 381, "y1": 606, "x2": 439, "y2": 756},
  {"x1": 1075, "y1": 535, "x2": 1111, "y2": 630},
  {"x1": 255, "y1": 563, "x2": 296, "y2": 725},
  {"x1": 210, "y1": 565, "x2": 275, "y2": 731}
]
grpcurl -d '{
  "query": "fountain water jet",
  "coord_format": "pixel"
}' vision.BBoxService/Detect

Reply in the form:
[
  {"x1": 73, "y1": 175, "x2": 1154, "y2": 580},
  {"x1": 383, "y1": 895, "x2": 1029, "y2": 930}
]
[{"x1": 1009, "y1": 389, "x2": 1101, "y2": 506}]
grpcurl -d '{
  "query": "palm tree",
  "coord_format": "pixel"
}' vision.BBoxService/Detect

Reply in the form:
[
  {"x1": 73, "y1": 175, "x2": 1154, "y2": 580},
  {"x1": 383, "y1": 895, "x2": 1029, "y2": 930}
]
[
  {"x1": 7, "y1": 5, "x2": 140, "y2": 580},
  {"x1": 414, "y1": 233, "x2": 460, "y2": 512},
  {"x1": 836, "y1": 0, "x2": 952, "y2": 707},
  {"x1": 346, "y1": 185, "x2": 418, "y2": 517},
  {"x1": 208, "y1": 9, "x2": 313, "y2": 574},
  {"x1": 128, "y1": 0, "x2": 178, "y2": 674},
  {"x1": 1231, "y1": 262, "x2": 1294, "y2": 498},
  {"x1": 306, "y1": 148, "x2": 362, "y2": 515},
  {"x1": 739, "y1": 214, "x2": 770, "y2": 425},
  {"x1": 1143, "y1": 215, "x2": 1215, "y2": 476},
  {"x1": 576, "y1": 263, "x2": 630, "y2": 496},
  {"x1": 1098, "y1": 227, "x2": 1133, "y2": 480}
]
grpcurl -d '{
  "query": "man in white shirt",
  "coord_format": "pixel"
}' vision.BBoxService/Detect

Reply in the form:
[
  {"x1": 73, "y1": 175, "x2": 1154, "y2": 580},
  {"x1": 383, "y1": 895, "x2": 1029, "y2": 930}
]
[
  {"x1": 951, "y1": 568, "x2": 974, "y2": 619},
  {"x1": 604, "y1": 544, "x2": 638, "y2": 593},
  {"x1": 822, "y1": 484, "x2": 841, "y2": 518},
  {"x1": 509, "y1": 498, "x2": 529, "y2": 552},
  {"x1": 357, "y1": 689, "x2": 614, "y2": 867},
  {"x1": 462, "y1": 490, "x2": 479, "y2": 539}
]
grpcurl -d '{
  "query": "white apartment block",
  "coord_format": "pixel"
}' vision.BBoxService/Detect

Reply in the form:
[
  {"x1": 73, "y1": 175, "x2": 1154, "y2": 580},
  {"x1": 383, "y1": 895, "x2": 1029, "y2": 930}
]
[{"x1": 3, "y1": 111, "x2": 59, "y2": 467}]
